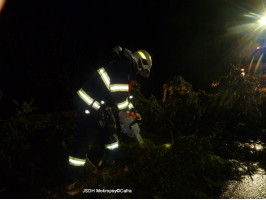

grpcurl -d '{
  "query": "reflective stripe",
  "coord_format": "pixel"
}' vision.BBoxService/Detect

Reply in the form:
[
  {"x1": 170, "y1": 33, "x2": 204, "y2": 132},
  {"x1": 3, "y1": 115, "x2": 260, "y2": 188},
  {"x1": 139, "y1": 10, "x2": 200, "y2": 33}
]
[
  {"x1": 110, "y1": 84, "x2": 129, "y2": 92},
  {"x1": 85, "y1": 109, "x2": 90, "y2": 114},
  {"x1": 138, "y1": 51, "x2": 146, "y2": 59},
  {"x1": 105, "y1": 141, "x2": 119, "y2": 150},
  {"x1": 97, "y1": 67, "x2": 110, "y2": 89},
  {"x1": 117, "y1": 99, "x2": 129, "y2": 110},
  {"x1": 97, "y1": 67, "x2": 129, "y2": 92},
  {"x1": 77, "y1": 89, "x2": 93, "y2": 106},
  {"x1": 128, "y1": 102, "x2": 134, "y2": 110},
  {"x1": 92, "y1": 101, "x2": 101, "y2": 110},
  {"x1": 77, "y1": 88, "x2": 101, "y2": 110},
  {"x1": 97, "y1": 67, "x2": 130, "y2": 110},
  {"x1": 69, "y1": 156, "x2": 86, "y2": 166}
]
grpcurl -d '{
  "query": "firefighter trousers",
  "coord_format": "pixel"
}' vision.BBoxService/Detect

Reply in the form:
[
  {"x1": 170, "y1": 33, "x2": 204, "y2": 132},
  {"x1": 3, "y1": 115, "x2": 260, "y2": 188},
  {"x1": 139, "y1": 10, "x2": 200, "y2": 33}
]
[{"x1": 68, "y1": 95, "x2": 120, "y2": 178}]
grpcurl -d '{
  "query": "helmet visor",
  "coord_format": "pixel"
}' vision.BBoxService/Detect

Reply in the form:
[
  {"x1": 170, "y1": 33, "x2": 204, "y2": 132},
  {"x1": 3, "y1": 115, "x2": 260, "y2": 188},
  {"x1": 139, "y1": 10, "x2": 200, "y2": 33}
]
[{"x1": 140, "y1": 69, "x2": 150, "y2": 78}]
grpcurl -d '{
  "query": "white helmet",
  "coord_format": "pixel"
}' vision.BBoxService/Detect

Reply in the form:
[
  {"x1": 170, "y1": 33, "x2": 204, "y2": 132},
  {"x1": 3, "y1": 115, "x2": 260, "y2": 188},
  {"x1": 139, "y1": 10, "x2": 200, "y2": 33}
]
[{"x1": 132, "y1": 50, "x2": 152, "y2": 78}]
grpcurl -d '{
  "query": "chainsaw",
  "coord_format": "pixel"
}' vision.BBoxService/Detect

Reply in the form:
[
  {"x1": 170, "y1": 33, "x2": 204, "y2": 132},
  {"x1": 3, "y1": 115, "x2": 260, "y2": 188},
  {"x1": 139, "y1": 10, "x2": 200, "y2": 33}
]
[{"x1": 119, "y1": 111, "x2": 145, "y2": 148}]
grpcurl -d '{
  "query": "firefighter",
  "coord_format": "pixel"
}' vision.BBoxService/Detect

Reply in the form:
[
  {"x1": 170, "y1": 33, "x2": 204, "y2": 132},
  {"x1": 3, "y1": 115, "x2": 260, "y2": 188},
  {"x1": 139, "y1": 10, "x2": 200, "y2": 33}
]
[{"x1": 67, "y1": 46, "x2": 152, "y2": 182}]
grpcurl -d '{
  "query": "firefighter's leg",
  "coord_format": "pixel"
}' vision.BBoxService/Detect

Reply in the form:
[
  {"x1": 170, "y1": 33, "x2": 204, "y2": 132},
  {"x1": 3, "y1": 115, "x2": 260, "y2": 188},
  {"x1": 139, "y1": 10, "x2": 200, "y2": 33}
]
[
  {"x1": 67, "y1": 108, "x2": 98, "y2": 181},
  {"x1": 97, "y1": 106, "x2": 122, "y2": 163}
]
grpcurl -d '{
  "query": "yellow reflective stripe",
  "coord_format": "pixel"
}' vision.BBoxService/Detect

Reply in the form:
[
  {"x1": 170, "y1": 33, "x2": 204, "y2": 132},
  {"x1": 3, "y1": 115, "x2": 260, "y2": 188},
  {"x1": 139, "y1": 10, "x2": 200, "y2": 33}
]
[
  {"x1": 92, "y1": 101, "x2": 101, "y2": 110},
  {"x1": 97, "y1": 67, "x2": 110, "y2": 89},
  {"x1": 97, "y1": 67, "x2": 129, "y2": 93},
  {"x1": 128, "y1": 102, "x2": 134, "y2": 110},
  {"x1": 110, "y1": 84, "x2": 129, "y2": 92},
  {"x1": 77, "y1": 88, "x2": 101, "y2": 110},
  {"x1": 138, "y1": 51, "x2": 146, "y2": 59},
  {"x1": 69, "y1": 156, "x2": 86, "y2": 166},
  {"x1": 105, "y1": 141, "x2": 119, "y2": 150},
  {"x1": 117, "y1": 99, "x2": 129, "y2": 110},
  {"x1": 77, "y1": 89, "x2": 93, "y2": 106}
]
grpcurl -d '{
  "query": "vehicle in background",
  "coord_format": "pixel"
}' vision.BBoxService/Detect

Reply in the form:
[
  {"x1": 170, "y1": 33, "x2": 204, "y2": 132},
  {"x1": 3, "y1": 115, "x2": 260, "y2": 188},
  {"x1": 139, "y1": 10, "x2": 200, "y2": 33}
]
[{"x1": 242, "y1": 46, "x2": 266, "y2": 93}]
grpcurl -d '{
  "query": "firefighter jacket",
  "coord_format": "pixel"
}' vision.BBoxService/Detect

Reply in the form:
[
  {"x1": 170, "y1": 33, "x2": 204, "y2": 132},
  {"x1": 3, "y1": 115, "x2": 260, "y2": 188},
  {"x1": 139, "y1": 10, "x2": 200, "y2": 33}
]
[{"x1": 77, "y1": 56, "x2": 136, "y2": 113}]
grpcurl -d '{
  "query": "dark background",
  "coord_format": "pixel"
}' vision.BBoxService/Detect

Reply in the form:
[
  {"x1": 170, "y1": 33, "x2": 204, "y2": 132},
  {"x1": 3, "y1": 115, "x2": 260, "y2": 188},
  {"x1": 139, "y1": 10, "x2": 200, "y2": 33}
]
[{"x1": 0, "y1": 0, "x2": 262, "y2": 117}]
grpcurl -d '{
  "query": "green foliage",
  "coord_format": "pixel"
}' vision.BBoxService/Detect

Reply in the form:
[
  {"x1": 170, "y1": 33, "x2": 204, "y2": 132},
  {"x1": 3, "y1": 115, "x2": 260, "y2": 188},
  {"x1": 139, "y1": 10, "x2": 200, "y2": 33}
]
[
  {"x1": 126, "y1": 66, "x2": 265, "y2": 198},
  {"x1": 0, "y1": 109, "x2": 76, "y2": 196},
  {"x1": 132, "y1": 76, "x2": 210, "y2": 141},
  {"x1": 0, "y1": 111, "x2": 33, "y2": 189},
  {"x1": 73, "y1": 135, "x2": 233, "y2": 198},
  {"x1": 211, "y1": 64, "x2": 262, "y2": 125},
  {"x1": 0, "y1": 100, "x2": 37, "y2": 162},
  {"x1": 0, "y1": 99, "x2": 37, "y2": 178},
  {"x1": 162, "y1": 76, "x2": 206, "y2": 133},
  {"x1": 13, "y1": 99, "x2": 38, "y2": 116}
]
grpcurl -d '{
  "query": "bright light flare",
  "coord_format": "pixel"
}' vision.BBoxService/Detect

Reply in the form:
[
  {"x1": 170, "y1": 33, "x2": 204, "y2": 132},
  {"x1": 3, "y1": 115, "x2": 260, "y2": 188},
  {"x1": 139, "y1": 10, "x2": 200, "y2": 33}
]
[
  {"x1": 227, "y1": 11, "x2": 266, "y2": 48},
  {"x1": 258, "y1": 15, "x2": 266, "y2": 26},
  {"x1": 238, "y1": 12, "x2": 266, "y2": 32}
]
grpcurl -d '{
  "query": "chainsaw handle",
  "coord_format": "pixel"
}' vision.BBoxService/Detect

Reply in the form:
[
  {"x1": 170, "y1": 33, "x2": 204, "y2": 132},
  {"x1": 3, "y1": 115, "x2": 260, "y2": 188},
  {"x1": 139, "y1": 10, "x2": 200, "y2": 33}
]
[
  {"x1": 128, "y1": 111, "x2": 142, "y2": 121},
  {"x1": 129, "y1": 118, "x2": 142, "y2": 128}
]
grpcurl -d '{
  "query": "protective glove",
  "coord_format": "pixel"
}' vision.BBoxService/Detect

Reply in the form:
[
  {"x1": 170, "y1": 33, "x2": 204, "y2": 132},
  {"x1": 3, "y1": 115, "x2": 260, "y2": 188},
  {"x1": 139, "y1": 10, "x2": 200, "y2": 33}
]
[
  {"x1": 128, "y1": 111, "x2": 142, "y2": 122},
  {"x1": 112, "y1": 46, "x2": 123, "y2": 58},
  {"x1": 112, "y1": 46, "x2": 133, "y2": 60}
]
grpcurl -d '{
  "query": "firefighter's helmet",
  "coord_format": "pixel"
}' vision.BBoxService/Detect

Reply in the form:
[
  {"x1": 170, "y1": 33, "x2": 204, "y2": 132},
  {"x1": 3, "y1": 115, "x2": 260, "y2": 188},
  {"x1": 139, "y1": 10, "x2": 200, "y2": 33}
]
[{"x1": 132, "y1": 50, "x2": 152, "y2": 78}]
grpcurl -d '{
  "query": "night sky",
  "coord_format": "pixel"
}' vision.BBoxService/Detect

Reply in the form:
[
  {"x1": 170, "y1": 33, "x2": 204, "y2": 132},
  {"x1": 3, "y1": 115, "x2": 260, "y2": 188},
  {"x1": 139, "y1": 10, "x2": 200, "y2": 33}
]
[{"x1": 0, "y1": 0, "x2": 262, "y2": 116}]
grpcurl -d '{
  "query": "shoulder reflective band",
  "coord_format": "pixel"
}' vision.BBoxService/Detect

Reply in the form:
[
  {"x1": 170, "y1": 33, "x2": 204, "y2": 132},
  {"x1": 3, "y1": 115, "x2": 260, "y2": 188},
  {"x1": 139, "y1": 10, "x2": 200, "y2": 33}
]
[
  {"x1": 117, "y1": 99, "x2": 129, "y2": 110},
  {"x1": 105, "y1": 141, "x2": 119, "y2": 150},
  {"x1": 97, "y1": 67, "x2": 129, "y2": 92},
  {"x1": 128, "y1": 102, "x2": 134, "y2": 110},
  {"x1": 97, "y1": 67, "x2": 110, "y2": 89},
  {"x1": 110, "y1": 84, "x2": 129, "y2": 92},
  {"x1": 77, "y1": 88, "x2": 100, "y2": 110},
  {"x1": 69, "y1": 156, "x2": 86, "y2": 166},
  {"x1": 138, "y1": 51, "x2": 146, "y2": 59}
]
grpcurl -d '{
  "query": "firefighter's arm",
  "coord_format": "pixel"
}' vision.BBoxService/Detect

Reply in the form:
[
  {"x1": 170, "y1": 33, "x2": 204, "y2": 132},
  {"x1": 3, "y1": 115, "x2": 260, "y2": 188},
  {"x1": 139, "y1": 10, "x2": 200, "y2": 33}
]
[
  {"x1": 110, "y1": 92, "x2": 132, "y2": 112},
  {"x1": 110, "y1": 91, "x2": 141, "y2": 118},
  {"x1": 112, "y1": 46, "x2": 132, "y2": 59}
]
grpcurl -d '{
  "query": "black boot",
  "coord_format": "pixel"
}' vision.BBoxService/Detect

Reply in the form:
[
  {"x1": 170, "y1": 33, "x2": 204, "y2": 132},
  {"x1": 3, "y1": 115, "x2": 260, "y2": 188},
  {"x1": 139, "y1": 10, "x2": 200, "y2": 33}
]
[
  {"x1": 99, "y1": 148, "x2": 122, "y2": 168},
  {"x1": 66, "y1": 165, "x2": 85, "y2": 182}
]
